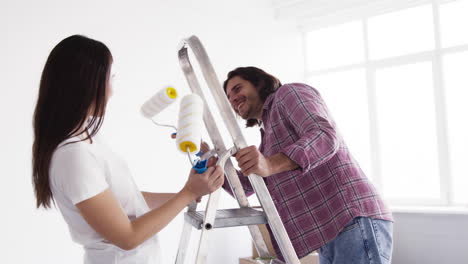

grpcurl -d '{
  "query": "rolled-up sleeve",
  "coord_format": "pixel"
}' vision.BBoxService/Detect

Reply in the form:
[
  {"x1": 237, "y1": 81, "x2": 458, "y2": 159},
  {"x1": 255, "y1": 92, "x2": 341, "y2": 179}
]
[{"x1": 278, "y1": 84, "x2": 339, "y2": 172}]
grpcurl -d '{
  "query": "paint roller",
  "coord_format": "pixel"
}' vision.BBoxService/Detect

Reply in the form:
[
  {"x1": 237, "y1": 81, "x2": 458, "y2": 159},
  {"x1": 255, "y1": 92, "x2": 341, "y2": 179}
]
[
  {"x1": 141, "y1": 88, "x2": 208, "y2": 172},
  {"x1": 141, "y1": 86, "x2": 178, "y2": 119},
  {"x1": 141, "y1": 86, "x2": 178, "y2": 136},
  {"x1": 176, "y1": 94, "x2": 209, "y2": 173}
]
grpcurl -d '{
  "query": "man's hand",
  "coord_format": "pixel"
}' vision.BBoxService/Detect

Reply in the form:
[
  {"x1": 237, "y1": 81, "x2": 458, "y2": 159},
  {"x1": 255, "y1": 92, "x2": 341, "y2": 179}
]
[
  {"x1": 200, "y1": 141, "x2": 210, "y2": 153},
  {"x1": 235, "y1": 146, "x2": 273, "y2": 177},
  {"x1": 201, "y1": 141, "x2": 218, "y2": 167}
]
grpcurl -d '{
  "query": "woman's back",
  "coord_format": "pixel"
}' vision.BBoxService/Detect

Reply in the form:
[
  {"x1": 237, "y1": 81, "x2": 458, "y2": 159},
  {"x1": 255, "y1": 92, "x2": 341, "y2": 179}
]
[{"x1": 49, "y1": 135, "x2": 161, "y2": 263}]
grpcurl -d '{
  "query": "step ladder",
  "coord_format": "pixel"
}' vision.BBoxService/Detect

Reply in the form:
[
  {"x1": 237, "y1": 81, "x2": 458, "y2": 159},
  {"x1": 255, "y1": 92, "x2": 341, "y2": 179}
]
[{"x1": 175, "y1": 35, "x2": 300, "y2": 264}]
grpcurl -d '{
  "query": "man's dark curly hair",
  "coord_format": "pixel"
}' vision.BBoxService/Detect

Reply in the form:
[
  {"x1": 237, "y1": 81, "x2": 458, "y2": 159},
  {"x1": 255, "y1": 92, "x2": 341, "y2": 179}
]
[{"x1": 223, "y1": 66, "x2": 282, "y2": 127}]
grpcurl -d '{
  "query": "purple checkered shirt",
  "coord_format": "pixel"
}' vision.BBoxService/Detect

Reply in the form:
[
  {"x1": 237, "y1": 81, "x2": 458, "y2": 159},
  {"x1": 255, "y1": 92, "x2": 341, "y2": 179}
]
[{"x1": 223, "y1": 83, "x2": 392, "y2": 261}]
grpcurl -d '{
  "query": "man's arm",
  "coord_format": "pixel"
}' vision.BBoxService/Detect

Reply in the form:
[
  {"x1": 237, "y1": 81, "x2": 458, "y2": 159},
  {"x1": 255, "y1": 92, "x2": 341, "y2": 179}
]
[
  {"x1": 235, "y1": 146, "x2": 298, "y2": 177},
  {"x1": 277, "y1": 84, "x2": 339, "y2": 172},
  {"x1": 268, "y1": 152, "x2": 299, "y2": 174},
  {"x1": 236, "y1": 84, "x2": 338, "y2": 177}
]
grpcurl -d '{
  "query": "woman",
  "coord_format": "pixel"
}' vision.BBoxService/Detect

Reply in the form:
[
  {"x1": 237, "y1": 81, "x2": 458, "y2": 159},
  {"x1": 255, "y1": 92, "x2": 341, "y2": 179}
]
[{"x1": 32, "y1": 35, "x2": 224, "y2": 263}]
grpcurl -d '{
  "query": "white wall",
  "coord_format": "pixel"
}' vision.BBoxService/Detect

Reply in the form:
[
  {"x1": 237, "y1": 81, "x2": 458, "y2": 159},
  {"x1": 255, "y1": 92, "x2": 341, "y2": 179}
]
[
  {"x1": 1, "y1": 0, "x2": 303, "y2": 263},
  {"x1": 392, "y1": 211, "x2": 468, "y2": 264},
  {"x1": 5, "y1": 1, "x2": 465, "y2": 264}
]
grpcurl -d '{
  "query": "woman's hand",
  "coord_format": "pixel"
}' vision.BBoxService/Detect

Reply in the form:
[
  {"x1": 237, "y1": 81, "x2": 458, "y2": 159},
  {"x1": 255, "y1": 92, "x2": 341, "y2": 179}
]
[{"x1": 183, "y1": 166, "x2": 224, "y2": 200}]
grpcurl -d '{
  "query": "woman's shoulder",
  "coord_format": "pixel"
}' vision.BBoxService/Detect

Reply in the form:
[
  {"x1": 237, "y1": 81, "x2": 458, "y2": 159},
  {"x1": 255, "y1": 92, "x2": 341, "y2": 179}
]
[
  {"x1": 50, "y1": 137, "x2": 105, "y2": 184},
  {"x1": 56, "y1": 137, "x2": 89, "y2": 152},
  {"x1": 49, "y1": 137, "x2": 109, "y2": 204},
  {"x1": 52, "y1": 137, "x2": 97, "y2": 165}
]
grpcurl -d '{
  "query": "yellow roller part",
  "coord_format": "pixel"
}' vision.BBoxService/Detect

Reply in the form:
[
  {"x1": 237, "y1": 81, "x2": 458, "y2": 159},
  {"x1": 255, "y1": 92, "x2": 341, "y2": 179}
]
[
  {"x1": 179, "y1": 141, "x2": 197, "y2": 153},
  {"x1": 166, "y1": 87, "x2": 178, "y2": 99}
]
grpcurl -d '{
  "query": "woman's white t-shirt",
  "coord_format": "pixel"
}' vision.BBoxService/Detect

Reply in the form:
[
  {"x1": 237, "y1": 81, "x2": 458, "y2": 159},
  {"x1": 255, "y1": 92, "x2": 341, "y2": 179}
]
[{"x1": 49, "y1": 135, "x2": 161, "y2": 263}]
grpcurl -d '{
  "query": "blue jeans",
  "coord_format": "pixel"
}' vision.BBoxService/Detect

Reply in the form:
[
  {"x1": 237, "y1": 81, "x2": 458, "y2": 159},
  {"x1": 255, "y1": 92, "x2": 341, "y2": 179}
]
[{"x1": 318, "y1": 217, "x2": 393, "y2": 264}]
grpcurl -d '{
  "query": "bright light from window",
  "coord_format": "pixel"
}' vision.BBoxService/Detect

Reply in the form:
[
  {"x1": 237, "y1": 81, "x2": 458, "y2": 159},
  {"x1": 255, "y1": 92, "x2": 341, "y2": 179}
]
[
  {"x1": 375, "y1": 62, "x2": 440, "y2": 201},
  {"x1": 307, "y1": 70, "x2": 371, "y2": 179},
  {"x1": 305, "y1": 21, "x2": 364, "y2": 70},
  {"x1": 303, "y1": 2, "x2": 468, "y2": 207},
  {"x1": 368, "y1": 5, "x2": 434, "y2": 60},
  {"x1": 443, "y1": 51, "x2": 468, "y2": 205},
  {"x1": 440, "y1": 0, "x2": 468, "y2": 48}
]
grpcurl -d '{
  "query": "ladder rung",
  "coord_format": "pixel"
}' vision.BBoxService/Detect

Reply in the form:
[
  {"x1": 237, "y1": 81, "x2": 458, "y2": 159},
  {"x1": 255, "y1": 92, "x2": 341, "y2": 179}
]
[{"x1": 185, "y1": 208, "x2": 267, "y2": 229}]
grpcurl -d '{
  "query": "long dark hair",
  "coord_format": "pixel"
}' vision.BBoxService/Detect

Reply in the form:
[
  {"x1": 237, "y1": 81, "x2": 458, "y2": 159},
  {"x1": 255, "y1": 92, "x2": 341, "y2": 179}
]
[
  {"x1": 223, "y1": 66, "x2": 282, "y2": 127},
  {"x1": 32, "y1": 35, "x2": 113, "y2": 209}
]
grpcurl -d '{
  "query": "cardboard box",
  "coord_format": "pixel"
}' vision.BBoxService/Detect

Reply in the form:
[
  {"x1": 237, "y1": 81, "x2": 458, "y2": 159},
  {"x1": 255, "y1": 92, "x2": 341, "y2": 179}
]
[
  {"x1": 249, "y1": 224, "x2": 319, "y2": 264},
  {"x1": 252, "y1": 224, "x2": 276, "y2": 258}
]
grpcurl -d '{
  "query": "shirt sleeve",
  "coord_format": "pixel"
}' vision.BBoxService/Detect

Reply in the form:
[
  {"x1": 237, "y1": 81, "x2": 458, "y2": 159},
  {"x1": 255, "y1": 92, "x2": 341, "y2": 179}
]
[
  {"x1": 50, "y1": 143, "x2": 109, "y2": 205},
  {"x1": 278, "y1": 84, "x2": 339, "y2": 172}
]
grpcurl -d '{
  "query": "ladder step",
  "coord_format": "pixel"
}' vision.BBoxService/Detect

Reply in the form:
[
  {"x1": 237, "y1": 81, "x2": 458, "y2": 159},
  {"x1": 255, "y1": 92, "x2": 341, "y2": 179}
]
[{"x1": 185, "y1": 208, "x2": 267, "y2": 229}]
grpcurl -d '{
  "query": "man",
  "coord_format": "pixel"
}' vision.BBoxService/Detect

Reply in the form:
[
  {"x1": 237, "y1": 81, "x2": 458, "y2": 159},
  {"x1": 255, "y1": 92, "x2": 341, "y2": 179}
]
[{"x1": 222, "y1": 66, "x2": 393, "y2": 263}]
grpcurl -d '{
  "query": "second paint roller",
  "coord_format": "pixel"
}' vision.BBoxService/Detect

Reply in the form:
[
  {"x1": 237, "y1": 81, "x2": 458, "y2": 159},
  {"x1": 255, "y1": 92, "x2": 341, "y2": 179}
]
[
  {"x1": 141, "y1": 86, "x2": 178, "y2": 119},
  {"x1": 140, "y1": 87, "x2": 207, "y2": 172}
]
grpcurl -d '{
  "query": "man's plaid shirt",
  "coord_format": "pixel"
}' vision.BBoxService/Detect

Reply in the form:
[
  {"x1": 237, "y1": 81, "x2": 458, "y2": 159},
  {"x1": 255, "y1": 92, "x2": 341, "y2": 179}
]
[{"x1": 223, "y1": 83, "x2": 392, "y2": 261}]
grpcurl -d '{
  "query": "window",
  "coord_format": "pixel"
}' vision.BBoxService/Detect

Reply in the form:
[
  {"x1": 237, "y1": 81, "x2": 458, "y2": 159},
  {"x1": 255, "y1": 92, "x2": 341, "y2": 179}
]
[
  {"x1": 443, "y1": 51, "x2": 468, "y2": 205},
  {"x1": 303, "y1": 0, "x2": 468, "y2": 206},
  {"x1": 375, "y1": 62, "x2": 439, "y2": 201},
  {"x1": 307, "y1": 70, "x2": 371, "y2": 178},
  {"x1": 439, "y1": 0, "x2": 468, "y2": 48},
  {"x1": 368, "y1": 5, "x2": 434, "y2": 59},
  {"x1": 305, "y1": 21, "x2": 364, "y2": 70}
]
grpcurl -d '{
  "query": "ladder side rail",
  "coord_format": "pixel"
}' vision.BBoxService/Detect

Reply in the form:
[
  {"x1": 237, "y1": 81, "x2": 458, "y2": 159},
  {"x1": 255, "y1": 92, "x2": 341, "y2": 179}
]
[
  {"x1": 223, "y1": 159, "x2": 274, "y2": 258},
  {"x1": 195, "y1": 147, "x2": 236, "y2": 264},
  {"x1": 178, "y1": 44, "x2": 270, "y2": 259},
  {"x1": 178, "y1": 46, "x2": 252, "y2": 208},
  {"x1": 184, "y1": 36, "x2": 245, "y2": 143},
  {"x1": 195, "y1": 189, "x2": 222, "y2": 264},
  {"x1": 178, "y1": 47, "x2": 228, "y2": 155},
  {"x1": 175, "y1": 202, "x2": 198, "y2": 264},
  {"x1": 184, "y1": 36, "x2": 300, "y2": 264}
]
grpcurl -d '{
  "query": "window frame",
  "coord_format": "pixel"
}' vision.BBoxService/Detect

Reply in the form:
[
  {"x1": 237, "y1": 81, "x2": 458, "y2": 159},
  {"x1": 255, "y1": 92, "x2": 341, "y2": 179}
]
[{"x1": 302, "y1": 1, "x2": 468, "y2": 206}]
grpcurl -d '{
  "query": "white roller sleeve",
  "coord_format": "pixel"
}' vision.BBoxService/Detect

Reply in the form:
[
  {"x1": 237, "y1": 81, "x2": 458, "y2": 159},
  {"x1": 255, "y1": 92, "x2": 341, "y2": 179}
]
[
  {"x1": 176, "y1": 94, "x2": 204, "y2": 154},
  {"x1": 141, "y1": 87, "x2": 178, "y2": 118}
]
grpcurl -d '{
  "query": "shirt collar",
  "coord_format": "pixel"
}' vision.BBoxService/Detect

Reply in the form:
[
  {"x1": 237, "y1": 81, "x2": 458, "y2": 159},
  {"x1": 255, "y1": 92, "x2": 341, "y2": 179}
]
[
  {"x1": 260, "y1": 92, "x2": 275, "y2": 126},
  {"x1": 262, "y1": 93, "x2": 275, "y2": 111}
]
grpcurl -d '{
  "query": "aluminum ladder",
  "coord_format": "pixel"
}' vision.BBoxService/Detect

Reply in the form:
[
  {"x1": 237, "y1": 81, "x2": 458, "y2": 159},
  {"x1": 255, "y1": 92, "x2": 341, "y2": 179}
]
[{"x1": 175, "y1": 35, "x2": 300, "y2": 264}]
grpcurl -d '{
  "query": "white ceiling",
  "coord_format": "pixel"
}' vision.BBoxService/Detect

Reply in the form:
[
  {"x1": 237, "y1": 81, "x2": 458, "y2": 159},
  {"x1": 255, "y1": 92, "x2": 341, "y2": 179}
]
[{"x1": 271, "y1": 0, "x2": 456, "y2": 29}]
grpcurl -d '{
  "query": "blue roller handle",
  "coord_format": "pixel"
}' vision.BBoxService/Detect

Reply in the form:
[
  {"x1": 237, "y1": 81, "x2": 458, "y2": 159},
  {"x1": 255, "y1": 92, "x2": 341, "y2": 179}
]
[{"x1": 193, "y1": 159, "x2": 208, "y2": 174}]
